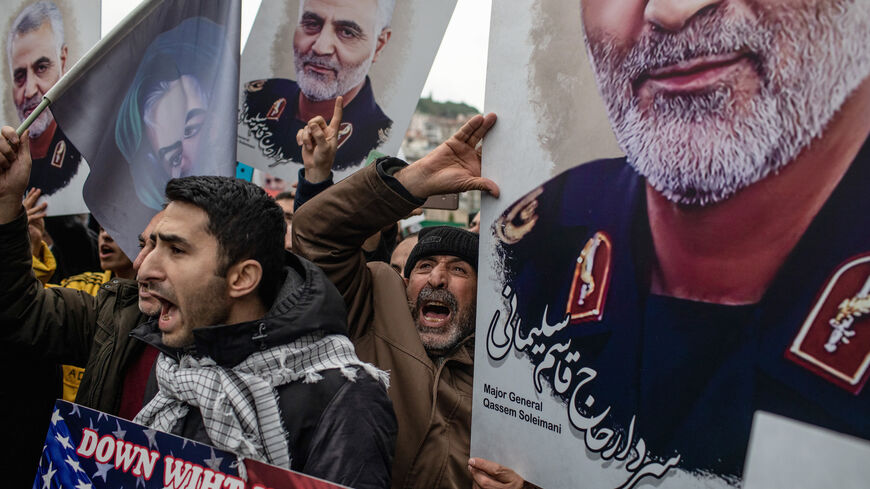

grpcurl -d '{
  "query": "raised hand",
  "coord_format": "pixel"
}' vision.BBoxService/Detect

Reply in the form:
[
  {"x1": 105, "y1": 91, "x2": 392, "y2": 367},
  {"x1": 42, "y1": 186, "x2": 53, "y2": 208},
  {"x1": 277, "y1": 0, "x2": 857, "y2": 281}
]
[
  {"x1": 396, "y1": 113, "x2": 499, "y2": 199},
  {"x1": 296, "y1": 96, "x2": 344, "y2": 183},
  {"x1": 0, "y1": 125, "x2": 32, "y2": 224},
  {"x1": 24, "y1": 188, "x2": 47, "y2": 256}
]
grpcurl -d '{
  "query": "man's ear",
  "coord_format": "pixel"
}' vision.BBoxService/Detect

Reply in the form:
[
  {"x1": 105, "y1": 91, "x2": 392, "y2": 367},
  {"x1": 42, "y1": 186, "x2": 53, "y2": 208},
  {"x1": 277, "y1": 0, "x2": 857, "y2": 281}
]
[
  {"x1": 372, "y1": 28, "x2": 392, "y2": 63},
  {"x1": 59, "y1": 44, "x2": 68, "y2": 73},
  {"x1": 403, "y1": 276, "x2": 409, "y2": 287},
  {"x1": 226, "y1": 259, "x2": 263, "y2": 299}
]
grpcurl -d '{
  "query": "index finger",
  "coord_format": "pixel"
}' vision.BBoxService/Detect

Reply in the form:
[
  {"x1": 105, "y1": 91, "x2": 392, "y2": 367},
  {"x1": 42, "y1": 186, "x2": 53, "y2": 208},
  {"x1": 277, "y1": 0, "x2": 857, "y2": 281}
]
[{"x1": 328, "y1": 96, "x2": 344, "y2": 132}]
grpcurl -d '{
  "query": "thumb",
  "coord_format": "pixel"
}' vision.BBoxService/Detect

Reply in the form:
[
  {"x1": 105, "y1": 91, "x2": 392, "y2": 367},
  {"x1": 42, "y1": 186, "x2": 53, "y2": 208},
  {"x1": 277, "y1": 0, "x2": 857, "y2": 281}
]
[
  {"x1": 20, "y1": 129, "x2": 31, "y2": 161},
  {"x1": 328, "y1": 96, "x2": 344, "y2": 133},
  {"x1": 468, "y1": 177, "x2": 500, "y2": 198}
]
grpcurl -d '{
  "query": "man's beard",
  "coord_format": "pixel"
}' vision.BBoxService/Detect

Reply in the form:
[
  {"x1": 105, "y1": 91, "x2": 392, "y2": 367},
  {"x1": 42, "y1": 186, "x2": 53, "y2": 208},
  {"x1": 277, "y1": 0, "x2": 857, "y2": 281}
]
[
  {"x1": 410, "y1": 285, "x2": 476, "y2": 356},
  {"x1": 17, "y1": 95, "x2": 54, "y2": 138},
  {"x1": 587, "y1": 0, "x2": 870, "y2": 205},
  {"x1": 293, "y1": 47, "x2": 374, "y2": 102}
]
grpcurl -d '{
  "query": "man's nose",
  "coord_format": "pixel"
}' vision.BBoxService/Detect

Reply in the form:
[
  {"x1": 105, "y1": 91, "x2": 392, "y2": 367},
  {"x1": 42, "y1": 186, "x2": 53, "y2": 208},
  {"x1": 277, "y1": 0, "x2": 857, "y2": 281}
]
[
  {"x1": 24, "y1": 72, "x2": 40, "y2": 99},
  {"x1": 135, "y1": 246, "x2": 163, "y2": 281},
  {"x1": 311, "y1": 27, "x2": 337, "y2": 56},
  {"x1": 427, "y1": 264, "x2": 448, "y2": 289},
  {"x1": 644, "y1": 0, "x2": 722, "y2": 32}
]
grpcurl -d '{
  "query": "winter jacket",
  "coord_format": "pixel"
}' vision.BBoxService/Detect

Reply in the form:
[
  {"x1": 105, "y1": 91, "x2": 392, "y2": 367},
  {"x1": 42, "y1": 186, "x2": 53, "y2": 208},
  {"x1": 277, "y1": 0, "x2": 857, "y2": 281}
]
[
  {"x1": 293, "y1": 160, "x2": 475, "y2": 489},
  {"x1": 0, "y1": 210, "x2": 147, "y2": 414},
  {"x1": 135, "y1": 252, "x2": 397, "y2": 489},
  {"x1": 0, "y1": 211, "x2": 143, "y2": 486}
]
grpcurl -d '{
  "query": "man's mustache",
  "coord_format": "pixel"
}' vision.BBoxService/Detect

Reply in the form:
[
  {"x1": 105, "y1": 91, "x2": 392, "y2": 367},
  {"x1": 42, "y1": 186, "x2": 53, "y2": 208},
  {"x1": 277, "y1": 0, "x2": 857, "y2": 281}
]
[
  {"x1": 414, "y1": 285, "x2": 459, "y2": 316},
  {"x1": 298, "y1": 52, "x2": 341, "y2": 73},
  {"x1": 601, "y1": 6, "x2": 771, "y2": 86}
]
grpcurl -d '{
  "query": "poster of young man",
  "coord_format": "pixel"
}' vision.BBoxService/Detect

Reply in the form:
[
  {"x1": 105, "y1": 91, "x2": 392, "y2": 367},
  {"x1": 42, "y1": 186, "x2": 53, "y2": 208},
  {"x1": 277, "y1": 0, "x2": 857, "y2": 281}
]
[
  {"x1": 473, "y1": 0, "x2": 870, "y2": 487},
  {"x1": 32, "y1": 401, "x2": 349, "y2": 488},
  {"x1": 1, "y1": 0, "x2": 98, "y2": 216},
  {"x1": 49, "y1": 0, "x2": 240, "y2": 258},
  {"x1": 237, "y1": 0, "x2": 457, "y2": 183}
]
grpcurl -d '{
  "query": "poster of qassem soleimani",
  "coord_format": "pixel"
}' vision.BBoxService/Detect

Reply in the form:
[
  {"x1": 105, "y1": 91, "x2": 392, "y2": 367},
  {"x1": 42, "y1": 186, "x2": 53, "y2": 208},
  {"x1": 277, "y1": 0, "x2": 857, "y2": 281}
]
[
  {"x1": 473, "y1": 0, "x2": 870, "y2": 487},
  {"x1": 237, "y1": 0, "x2": 457, "y2": 184}
]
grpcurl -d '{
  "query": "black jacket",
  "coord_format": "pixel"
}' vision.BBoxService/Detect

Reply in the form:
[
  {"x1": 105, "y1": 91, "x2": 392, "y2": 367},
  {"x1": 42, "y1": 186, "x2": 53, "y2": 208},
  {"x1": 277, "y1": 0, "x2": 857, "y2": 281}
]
[{"x1": 135, "y1": 252, "x2": 396, "y2": 489}]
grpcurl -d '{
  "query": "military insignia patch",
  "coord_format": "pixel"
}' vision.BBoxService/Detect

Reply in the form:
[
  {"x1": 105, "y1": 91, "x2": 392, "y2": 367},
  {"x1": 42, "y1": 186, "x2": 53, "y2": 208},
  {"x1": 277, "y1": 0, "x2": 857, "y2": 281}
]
[
  {"x1": 337, "y1": 122, "x2": 353, "y2": 148},
  {"x1": 266, "y1": 98, "x2": 287, "y2": 121},
  {"x1": 245, "y1": 79, "x2": 265, "y2": 92},
  {"x1": 566, "y1": 231, "x2": 612, "y2": 324},
  {"x1": 495, "y1": 187, "x2": 543, "y2": 244},
  {"x1": 51, "y1": 140, "x2": 66, "y2": 168},
  {"x1": 787, "y1": 253, "x2": 870, "y2": 394}
]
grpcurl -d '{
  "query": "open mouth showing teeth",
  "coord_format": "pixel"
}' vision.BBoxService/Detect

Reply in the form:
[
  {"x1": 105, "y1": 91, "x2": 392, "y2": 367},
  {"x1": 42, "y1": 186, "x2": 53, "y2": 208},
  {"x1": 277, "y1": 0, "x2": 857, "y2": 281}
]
[
  {"x1": 158, "y1": 298, "x2": 177, "y2": 324},
  {"x1": 100, "y1": 245, "x2": 113, "y2": 254},
  {"x1": 422, "y1": 302, "x2": 451, "y2": 323}
]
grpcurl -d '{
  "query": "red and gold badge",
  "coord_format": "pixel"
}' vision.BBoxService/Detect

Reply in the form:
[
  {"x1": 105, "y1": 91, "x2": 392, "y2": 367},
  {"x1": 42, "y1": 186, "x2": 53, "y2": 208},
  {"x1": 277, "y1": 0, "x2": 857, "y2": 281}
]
[
  {"x1": 787, "y1": 253, "x2": 870, "y2": 394},
  {"x1": 566, "y1": 231, "x2": 612, "y2": 324},
  {"x1": 266, "y1": 98, "x2": 287, "y2": 121},
  {"x1": 51, "y1": 140, "x2": 66, "y2": 168}
]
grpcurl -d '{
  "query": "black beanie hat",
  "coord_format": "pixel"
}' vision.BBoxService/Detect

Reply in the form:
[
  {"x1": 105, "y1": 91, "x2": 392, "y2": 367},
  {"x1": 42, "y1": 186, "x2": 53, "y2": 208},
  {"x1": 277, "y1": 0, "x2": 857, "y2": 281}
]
[{"x1": 404, "y1": 226, "x2": 479, "y2": 277}]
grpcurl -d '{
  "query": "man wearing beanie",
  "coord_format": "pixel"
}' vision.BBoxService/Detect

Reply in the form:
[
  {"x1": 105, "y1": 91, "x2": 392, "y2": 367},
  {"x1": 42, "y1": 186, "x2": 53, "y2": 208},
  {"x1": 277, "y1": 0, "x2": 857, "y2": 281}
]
[{"x1": 294, "y1": 114, "x2": 533, "y2": 489}]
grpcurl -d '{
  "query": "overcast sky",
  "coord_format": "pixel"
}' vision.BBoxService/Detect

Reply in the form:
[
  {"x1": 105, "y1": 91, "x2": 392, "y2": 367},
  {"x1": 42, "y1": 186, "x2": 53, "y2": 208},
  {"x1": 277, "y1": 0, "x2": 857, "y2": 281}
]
[{"x1": 102, "y1": 0, "x2": 491, "y2": 111}]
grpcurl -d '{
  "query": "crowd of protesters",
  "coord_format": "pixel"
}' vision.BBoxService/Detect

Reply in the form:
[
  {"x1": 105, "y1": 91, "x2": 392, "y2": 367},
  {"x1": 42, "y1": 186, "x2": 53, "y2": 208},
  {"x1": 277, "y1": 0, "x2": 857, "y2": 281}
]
[{"x1": 0, "y1": 99, "x2": 528, "y2": 489}]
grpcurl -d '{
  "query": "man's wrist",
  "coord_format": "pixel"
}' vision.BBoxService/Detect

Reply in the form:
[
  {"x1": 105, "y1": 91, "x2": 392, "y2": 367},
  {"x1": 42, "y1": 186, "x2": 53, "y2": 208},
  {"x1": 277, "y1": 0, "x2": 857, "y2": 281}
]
[
  {"x1": 394, "y1": 164, "x2": 427, "y2": 199},
  {"x1": 303, "y1": 166, "x2": 332, "y2": 184}
]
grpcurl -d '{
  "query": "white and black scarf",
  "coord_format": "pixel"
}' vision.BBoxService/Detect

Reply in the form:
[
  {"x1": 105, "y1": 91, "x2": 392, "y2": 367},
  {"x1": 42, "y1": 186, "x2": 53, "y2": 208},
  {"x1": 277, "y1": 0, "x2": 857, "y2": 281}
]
[{"x1": 133, "y1": 332, "x2": 389, "y2": 467}]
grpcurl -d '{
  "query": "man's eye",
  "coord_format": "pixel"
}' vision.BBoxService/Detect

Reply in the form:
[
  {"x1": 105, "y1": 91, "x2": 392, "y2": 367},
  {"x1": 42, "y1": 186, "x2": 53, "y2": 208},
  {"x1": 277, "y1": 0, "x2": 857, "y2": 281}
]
[
  {"x1": 35, "y1": 63, "x2": 49, "y2": 74},
  {"x1": 300, "y1": 20, "x2": 322, "y2": 34},
  {"x1": 170, "y1": 246, "x2": 184, "y2": 255},
  {"x1": 13, "y1": 73, "x2": 25, "y2": 86},
  {"x1": 138, "y1": 241, "x2": 146, "y2": 250},
  {"x1": 338, "y1": 27, "x2": 360, "y2": 39},
  {"x1": 168, "y1": 151, "x2": 182, "y2": 168}
]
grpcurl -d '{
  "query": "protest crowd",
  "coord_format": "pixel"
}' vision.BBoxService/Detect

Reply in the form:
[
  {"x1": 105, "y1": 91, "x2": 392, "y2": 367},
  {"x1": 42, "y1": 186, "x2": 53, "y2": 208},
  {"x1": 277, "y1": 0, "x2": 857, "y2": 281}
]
[{"x1": 2, "y1": 0, "x2": 870, "y2": 488}]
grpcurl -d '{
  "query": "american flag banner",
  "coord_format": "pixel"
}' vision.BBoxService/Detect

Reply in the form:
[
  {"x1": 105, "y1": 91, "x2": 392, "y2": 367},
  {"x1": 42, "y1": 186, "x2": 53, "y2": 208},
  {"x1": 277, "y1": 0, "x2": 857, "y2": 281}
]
[{"x1": 32, "y1": 401, "x2": 348, "y2": 489}]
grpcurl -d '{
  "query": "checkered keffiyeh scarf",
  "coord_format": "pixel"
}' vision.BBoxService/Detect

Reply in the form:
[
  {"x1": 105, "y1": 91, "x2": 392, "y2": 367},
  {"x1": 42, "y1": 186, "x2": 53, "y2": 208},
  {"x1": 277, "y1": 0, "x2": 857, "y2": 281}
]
[{"x1": 133, "y1": 332, "x2": 389, "y2": 467}]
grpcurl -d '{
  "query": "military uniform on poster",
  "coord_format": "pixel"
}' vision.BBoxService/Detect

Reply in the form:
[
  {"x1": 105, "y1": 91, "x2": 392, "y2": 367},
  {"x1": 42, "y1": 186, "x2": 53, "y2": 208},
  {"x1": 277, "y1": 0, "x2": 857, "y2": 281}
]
[
  {"x1": 493, "y1": 139, "x2": 870, "y2": 479},
  {"x1": 241, "y1": 77, "x2": 391, "y2": 171}
]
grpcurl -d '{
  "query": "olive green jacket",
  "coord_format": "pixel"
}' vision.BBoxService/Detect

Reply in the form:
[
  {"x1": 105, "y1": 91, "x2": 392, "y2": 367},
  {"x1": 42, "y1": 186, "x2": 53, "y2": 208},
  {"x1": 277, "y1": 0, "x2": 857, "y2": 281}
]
[
  {"x1": 0, "y1": 211, "x2": 146, "y2": 414},
  {"x1": 293, "y1": 162, "x2": 475, "y2": 489}
]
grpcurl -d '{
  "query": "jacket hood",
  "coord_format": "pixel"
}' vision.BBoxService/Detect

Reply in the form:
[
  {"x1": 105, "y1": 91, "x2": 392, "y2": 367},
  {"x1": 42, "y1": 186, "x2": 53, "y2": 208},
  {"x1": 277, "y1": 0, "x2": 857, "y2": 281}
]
[{"x1": 132, "y1": 252, "x2": 349, "y2": 366}]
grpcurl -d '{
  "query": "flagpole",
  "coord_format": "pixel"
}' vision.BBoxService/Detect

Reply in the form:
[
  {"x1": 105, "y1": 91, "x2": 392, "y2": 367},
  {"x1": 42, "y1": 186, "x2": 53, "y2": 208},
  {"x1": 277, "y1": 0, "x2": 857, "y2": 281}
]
[{"x1": 15, "y1": 0, "x2": 166, "y2": 136}]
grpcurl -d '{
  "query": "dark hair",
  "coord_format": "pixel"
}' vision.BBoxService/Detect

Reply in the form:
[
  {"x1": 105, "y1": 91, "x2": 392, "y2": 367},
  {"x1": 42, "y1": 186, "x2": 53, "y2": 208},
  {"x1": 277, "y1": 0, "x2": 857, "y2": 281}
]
[
  {"x1": 165, "y1": 176, "x2": 286, "y2": 306},
  {"x1": 274, "y1": 191, "x2": 295, "y2": 201}
]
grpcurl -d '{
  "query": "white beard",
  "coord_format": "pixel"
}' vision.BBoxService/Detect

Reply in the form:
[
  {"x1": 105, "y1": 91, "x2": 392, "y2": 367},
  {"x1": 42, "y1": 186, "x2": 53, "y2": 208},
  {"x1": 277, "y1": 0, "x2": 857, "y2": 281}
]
[
  {"x1": 18, "y1": 101, "x2": 54, "y2": 139},
  {"x1": 587, "y1": 0, "x2": 870, "y2": 205},
  {"x1": 293, "y1": 47, "x2": 375, "y2": 102}
]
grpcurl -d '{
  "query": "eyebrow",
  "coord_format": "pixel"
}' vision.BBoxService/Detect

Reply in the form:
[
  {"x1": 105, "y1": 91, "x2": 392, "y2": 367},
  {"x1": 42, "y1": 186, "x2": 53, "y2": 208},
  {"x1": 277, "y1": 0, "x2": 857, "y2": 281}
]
[
  {"x1": 186, "y1": 108, "x2": 206, "y2": 123},
  {"x1": 33, "y1": 56, "x2": 52, "y2": 67},
  {"x1": 154, "y1": 232, "x2": 191, "y2": 248},
  {"x1": 157, "y1": 140, "x2": 182, "y2": 164}
]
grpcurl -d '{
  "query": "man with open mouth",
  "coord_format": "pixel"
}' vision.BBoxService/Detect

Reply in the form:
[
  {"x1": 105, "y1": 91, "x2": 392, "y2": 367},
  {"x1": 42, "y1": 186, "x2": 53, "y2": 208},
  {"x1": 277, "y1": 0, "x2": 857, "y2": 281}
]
[
  {"x1": 0, "y1": 130, "x2": 396, "y2": 487},
  {"x1": 294, "y1": 112, "x2": 535, "y2": 489},
  {"x1": 494, "y1": 0, "x2": 870, "y2": 482}
]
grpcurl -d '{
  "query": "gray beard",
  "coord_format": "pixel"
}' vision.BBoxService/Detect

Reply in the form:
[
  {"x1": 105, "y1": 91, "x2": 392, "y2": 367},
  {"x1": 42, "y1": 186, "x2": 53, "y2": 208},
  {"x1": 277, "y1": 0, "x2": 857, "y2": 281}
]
[
  {"x1": 587, "y1": 0, "x2": 870, "y2": 205},
  {"x1": 293, "y1": 47, "x2": 375, "y2": 102},
  {"x1": 18, "y1": 102, "x2": 54, "y2": 139},
  {"x1": 409, "y1": 286, "x2": 476, "y2": 356}
]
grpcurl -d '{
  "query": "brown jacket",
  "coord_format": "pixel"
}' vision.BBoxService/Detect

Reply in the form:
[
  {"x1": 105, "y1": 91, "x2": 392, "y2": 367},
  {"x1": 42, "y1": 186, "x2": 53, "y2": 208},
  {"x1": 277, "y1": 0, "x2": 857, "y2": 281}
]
[{"x1": 293, "y1": 162, "x2": 474, "y2": 489}]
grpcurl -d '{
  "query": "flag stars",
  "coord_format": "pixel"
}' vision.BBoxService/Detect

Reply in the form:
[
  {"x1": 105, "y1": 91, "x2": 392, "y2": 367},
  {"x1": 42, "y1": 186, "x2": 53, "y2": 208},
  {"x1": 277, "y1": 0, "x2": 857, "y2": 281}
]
[
  {"x1": 41, "y1": 461, "x2": 57, "y2": 489},
  {"x1": 75, "y1": 480, "x2": 93, "y2": 489},
  {"x1": 55, "y1": 432, "x2": 73, "y2": 450},
  {"x1": 65, "y1": 454, "x2": 85, "y2": 473},
  {"x1": 51, "y1": 408, "x2": 63, "y2": 426},
  {"x1": 92, "y1": 462, "x2": 112, "y2": 481}
]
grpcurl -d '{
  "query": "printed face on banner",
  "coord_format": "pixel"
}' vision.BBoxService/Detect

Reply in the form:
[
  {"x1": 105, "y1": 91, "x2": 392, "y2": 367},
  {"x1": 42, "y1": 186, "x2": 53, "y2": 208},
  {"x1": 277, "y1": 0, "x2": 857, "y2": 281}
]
[
  {"x1": 2, "y1": 0, "x2": 97, "y2": 215},
  {"x1": 475, "y1": 0, "x2": 870, "y2": 487},
  {"x1": 293, "y1": 0, "x2": 390, "y2": 103},
  {"x1": 114, "y1": 16, "x2": 236, "y2": 211},
  {"x1": 237, "y1": 0, "x2": 457, "y2": 182}
]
